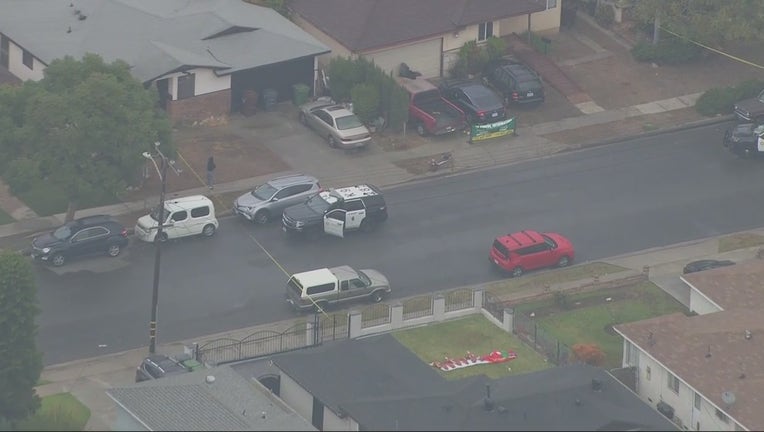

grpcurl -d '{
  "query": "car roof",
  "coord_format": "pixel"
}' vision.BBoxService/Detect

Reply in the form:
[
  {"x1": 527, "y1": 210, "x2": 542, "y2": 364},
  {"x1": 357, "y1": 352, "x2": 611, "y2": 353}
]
[
  {"x1": 292, "y1": 267, "x2": 337, "y2": 287},
  {"x1": 322, "y1": 105, "x2": 355, "y2": 119},
  {"x1": 501, "y1": 64, "x2": 541, "y2": 80},
  {"x1": 332, "y1": 184, "x2": 381, "y2": 200},
  {"x1": 266, "y1": 173, "x2": 319, "y2": 188},
  {"x1": 144, "y1": 354, "x2": 187, "y2": 374},
  {"x1": 329, "y1": 265, "x2": 359, "y2": 280},
  {"x1": 497, "y1": 230, "x2": 545, "y2": 249}
]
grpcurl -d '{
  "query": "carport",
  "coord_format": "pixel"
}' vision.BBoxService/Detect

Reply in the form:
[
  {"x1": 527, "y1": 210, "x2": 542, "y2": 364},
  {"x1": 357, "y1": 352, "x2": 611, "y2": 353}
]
[{"x1": 230, "y1": 56, "x2": 315, "y2": 113}]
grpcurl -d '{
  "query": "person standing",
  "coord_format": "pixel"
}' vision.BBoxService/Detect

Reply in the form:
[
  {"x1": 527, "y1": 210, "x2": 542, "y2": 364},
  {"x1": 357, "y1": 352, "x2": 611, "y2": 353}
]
[{"x1": 206, "y1": 156, "x2": 216, "y2": 190}]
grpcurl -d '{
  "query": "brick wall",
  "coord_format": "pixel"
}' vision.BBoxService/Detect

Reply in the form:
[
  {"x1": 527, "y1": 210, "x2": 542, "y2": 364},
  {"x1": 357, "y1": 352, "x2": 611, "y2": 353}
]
[{"x1": 167, "y1": 89, "x2": 231, "y2": 124}]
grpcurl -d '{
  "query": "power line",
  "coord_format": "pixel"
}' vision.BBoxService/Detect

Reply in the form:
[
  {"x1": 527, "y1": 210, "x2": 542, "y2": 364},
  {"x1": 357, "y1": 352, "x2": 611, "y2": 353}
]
[{"x1": 658, "y1": 26, "x2": 764, "y2": 70}]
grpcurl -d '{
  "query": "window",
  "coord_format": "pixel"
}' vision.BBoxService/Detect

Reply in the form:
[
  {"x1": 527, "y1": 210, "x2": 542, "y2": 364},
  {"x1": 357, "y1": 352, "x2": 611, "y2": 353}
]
[
  {"x1": 478, "y1": 21, "x2": 494, "y2": 41},
  {"x1": 667, "y1": 373, "x2": 679, "y2": 394},
  {"x1": 715, "y1": 409, "x2": 729, "y2": 423},
  {"x1": 645, "y1": 366, "x2": 651, "y2": 381},
  {"x1": 190, "y1": 206, "x2": 210, "y2": 218},
  {"x1": 350, "y1": 279, "x2": 366, "y2": 288},
  {"x1": 547, "y1": 0, "x2": 557, "y2": 9},
  {"x1": 518, "y1": 243, "x2": 548, "y2": 255},
  {"x1": 177, "y1": 73, "x2": 195, "y2": 100},
  {"x1": 171, "y1": 211, "x2": 188, "y2": 222},
  {"x1": 694, "y1": 392, "x2": 701, "y2": 410},
  {"x1": 306, "y1": 283, "x2": 335, "y2": 295},
  {"x1": 340, "y1": 280, "x2": 349, "y2": 291},
  {"x1": 22, "y1": 49, "x2": 33, "y2": 69},
  {"x1": 1, "y1": 35, "x2": 9, "y2": 68},
  {"x1": 345, "y1": 200, "x2": 365, "y2": 212},
  {"x1": 71, "y1": 228, "x2": 95, "y2": 242}
]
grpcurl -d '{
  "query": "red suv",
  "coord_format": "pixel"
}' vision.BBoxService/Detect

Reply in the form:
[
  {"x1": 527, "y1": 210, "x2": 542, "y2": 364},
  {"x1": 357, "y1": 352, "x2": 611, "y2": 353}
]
[{"x1": 490, "y1": 230, "x2": 575, "y2": 277}]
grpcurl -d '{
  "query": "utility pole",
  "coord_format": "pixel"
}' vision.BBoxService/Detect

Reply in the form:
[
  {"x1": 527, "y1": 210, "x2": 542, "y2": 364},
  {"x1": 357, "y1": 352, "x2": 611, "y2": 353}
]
[{"x1": 143, "y1": 143, "x2": 180, "y2": 354}]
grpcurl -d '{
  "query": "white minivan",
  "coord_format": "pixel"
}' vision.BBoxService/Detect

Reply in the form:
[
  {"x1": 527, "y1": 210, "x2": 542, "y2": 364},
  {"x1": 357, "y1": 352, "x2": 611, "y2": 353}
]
[{"x1": 135, "y1": 195, "x2": 218, "y2": 242}]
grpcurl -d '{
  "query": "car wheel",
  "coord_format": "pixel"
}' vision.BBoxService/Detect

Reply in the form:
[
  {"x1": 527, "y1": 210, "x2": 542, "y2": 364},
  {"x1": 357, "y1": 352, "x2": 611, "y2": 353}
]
[
  {"x1": 557, "y1": 256, "x2": 570, "y2": 268},
  {"x1": 254, "y1": 210, "x2": 270, "y2": 225},
  {"x1": 416, "y1": 124, "x2": 426, "y2": 136},
  {"x1": 314, "y1": 301, "x2": 328, "y2": 313},
  {"x1": 51, "y1": 254, "x2": 66, "y2": 267},
  {"x1": 202, "y1": 224, "x2": 216, "y2": 237},
  {"x1": 154, "y1": 232, "x2": 168, "y2": 243},
  {"x1": 511, "y1": 266, "x2": 524, "y2": 278},
  {"x1": 743, "y1": 147, "x2": 752, "y2": 159},
  {"x1": 298, "y1": 112, "x2": 307, "y2": 125},
  {"x1": 328, "y1": 135, "x2": 338, "y2": 148},
  {"x1": 360, "y1": 219, "x2": 374, "y2": 233},
  {"x1": 107, "y1": 244, "x2": 122, "y2": 257},
  {"x1": 370, "y1": 291, "x2": 384, "y2": 303}
]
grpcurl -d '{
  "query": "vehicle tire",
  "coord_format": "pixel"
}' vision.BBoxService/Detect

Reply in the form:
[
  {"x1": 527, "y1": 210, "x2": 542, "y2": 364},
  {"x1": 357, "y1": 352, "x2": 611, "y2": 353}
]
[
  {"x1": 360, "y1": 219, "x2": 374, "y2": 233},
  {"x1": 314, "y1": 301, "x2": 328, "y2": 313},
  {"x1": 743, "y1": 147, "x2": 752, "y2": 159},
  {"x1": 370, "y1": 291, "x2": 384, "y2": 303},
  {"x1": 328, "y1": 135, "x2": 338, "y2": 148},
  {"x1": 51, "y1": 254, "x2": 66, "y2": 267},
  {"x1": 557, "y1": 256, "x2": 570, "y2": 268},
  {"x1": 298, "y1": 112, "x2": 307, "y2": 125},
  {"x1": 416, "y1": 124, "x2": 427, "y2": 137},
  {"x1": 254, "y1": 210, "x2": 270, "y2": 225},
  {"x1": 107, "y1": 244, "x2": 122, "y2": 257},
  {"x1": 202, "y1": 224, "x2": 216, "y2": 237},
  {"x1": 154, "y1": 232, "x2": 168, "y2": 243},
  {"x1": 511, "y1": 266, "x2": 524, "y2": 278}
]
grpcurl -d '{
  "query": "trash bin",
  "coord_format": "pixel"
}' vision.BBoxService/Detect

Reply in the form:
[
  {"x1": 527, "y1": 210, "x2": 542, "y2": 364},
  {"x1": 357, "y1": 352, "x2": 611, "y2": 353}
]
[
  {"x1": 262, "y1": 88, "x2": 278, "y2": 111},
  {"x1": 292, "y1": 83, "x2": 310, "y2": 106}
]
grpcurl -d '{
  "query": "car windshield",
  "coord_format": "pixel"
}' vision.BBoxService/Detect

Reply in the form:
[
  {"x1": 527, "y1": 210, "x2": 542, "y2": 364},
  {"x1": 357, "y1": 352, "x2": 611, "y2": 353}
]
[
  {"x1": 52, "y1": 224, "x2": 73, "y2": 240},
  {"x1": 335, "y1": 114, "x2": 363, "y2": 130},
  {"x1": 356, "y1": 270, "x2": 371, "y2": 286},
  {"x1": 306, "y1": 192, "x2": 333, "y2": 213},
  {"x1": 149, "y1": 206, "x2": 170, "y2": 223},
  {"x1": 252, "y1": 183, "x2": 278, "y2": 200},
  {"x1": 758, "y1": 90, "x2": 764, "y2": 103},
  {"x1": 541, "y1": 234, "x2": 558, "y2": 248}
]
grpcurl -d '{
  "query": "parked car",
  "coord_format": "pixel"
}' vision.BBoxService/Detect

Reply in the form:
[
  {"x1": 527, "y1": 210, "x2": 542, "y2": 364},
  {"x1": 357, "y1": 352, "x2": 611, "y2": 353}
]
[
  {"x1": 30, "y1": 215, "x2": 128, "y2": 267},
  {"x1": 282, "y1": 184, "x2": 387, "y2": 239},
  {"x1": 134, "y1": 195, "x2": 218, "y2": 242},
  {"x1": 396, "y1": 76, "x2": 467, "y2": 136},
  {"x1": 298, "y1": 97, "x2": 372, "y2": 150},
  {"x1": 483, "y1": 59, "x2": 545, "y2": 106},
  {"x1": 733, "y1": 89, "x2": 764, "y2": 123},
  {"x1": 135, "y1": 354, "x2": 196, "y2": 382},
  {"x1": 489, "y1": 230, "x2": 575, "y2": 277},
  {"x1": 439, "y1": 79, "x2": 506, "y2": 124},
  {"x1": 682, "y1": 259, "x2": 736, "y2": 274},
  {"x1": 723, "y1": 123, "x2": 764, "y2": 159},
  {"x1": 285, "y1": 265, "x2": 391, "y2": 312},
  {"x1": 233, "y1": 174, "x2": 320, "y2": 224}
]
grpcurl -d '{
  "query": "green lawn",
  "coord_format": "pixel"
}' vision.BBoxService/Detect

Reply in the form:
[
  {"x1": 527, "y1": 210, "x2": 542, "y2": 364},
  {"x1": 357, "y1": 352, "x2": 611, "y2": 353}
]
[
  {"x1": 16, "y1": 393, "x2": 90, "y2": 431},
  {"x1": 485, "y1": 262, "x2": 627, "y2": 298},
  {"x1": 524, "y1": 282, "x2": 687, "y2": 369},
  {"x1": 0, "y1": 207, "x2": 14, "y2": 225},
  {"x1": 15, "y1": 180, "x2": 119, "y2": 217},
  {"x1": 394, "y1": 315, "x2": 551, "y2": 380}
]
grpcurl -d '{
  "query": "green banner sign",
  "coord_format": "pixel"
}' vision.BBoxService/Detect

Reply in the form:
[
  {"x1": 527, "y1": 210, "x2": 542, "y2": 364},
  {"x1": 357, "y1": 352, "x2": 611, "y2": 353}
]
[{"x1": 470, "y1": 117, "x2": 516, "y2": 142}]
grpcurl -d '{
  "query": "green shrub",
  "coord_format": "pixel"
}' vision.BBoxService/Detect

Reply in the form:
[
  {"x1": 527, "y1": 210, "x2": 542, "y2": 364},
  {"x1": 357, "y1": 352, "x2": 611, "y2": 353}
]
[
  {"x1": 4, "y1": 157, "x2": 39, "y2": 194},
  {"x1": 696, "y1": 79, "x2": 764, "y2": 116},
  {"x1": 449, "y1": 57, "x2": 469, "y2": 79},
  {"x1": 387, "y1": 84, "x2": 410, "y2": 132},
  {"x1": 594, "y1": 3, "x2": 614, "y2": 28},
  {"x1": 484, "y1": 36, "x2": 507, "y2": 63},
  {"x1": 350, "y1": 83, "x2": 380, "y2": 125},
  {"x1": 631, "y1": 36, "x2": 702, "y2": 64}
]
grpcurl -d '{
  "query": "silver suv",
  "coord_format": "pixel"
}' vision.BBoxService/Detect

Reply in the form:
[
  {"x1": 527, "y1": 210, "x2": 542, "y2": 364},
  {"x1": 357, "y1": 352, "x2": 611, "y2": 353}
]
[{"x1": 233, "y1": 174, "x2": 320, "y2": 224}]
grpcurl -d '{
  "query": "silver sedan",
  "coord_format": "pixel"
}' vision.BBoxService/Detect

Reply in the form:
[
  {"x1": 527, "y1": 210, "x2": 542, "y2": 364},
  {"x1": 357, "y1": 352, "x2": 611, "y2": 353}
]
[{"x1": 298, "y1": 98, "x2": 372, "y2": 150}]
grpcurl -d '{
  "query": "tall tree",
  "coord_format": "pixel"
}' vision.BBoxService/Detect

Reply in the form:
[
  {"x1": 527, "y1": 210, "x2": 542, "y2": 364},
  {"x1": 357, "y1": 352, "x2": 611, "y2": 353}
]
[
  {"x1": 10, "y1": 53, "x2": 172, "y2": 221},
  {"x1": 631, "y1": 0, "x2": 764, "y2": 45},
  {"x1": 0, "y1": 251, "x2": 42, "y2": 427}
]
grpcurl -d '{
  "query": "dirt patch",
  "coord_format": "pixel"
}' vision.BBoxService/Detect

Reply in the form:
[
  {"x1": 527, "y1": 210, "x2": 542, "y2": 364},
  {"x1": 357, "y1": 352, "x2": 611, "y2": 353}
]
[
  {"x1": 122, "y1": 124, "x2": 291, "y2": 202},
  {"x1": 393, "y1": 154, "x2": 457, "y2": 175},
  {"x1": 539, "y1": 107, "x2": 708, "y2": 147}
]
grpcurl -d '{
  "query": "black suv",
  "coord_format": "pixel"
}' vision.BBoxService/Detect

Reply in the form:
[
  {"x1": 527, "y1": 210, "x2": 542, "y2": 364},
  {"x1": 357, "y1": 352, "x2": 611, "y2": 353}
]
[
  {"x1": 438, "y1": 79, "x2": 506, "y2": 124},
  {"x1": 135, "y1": 354, "x2": 194, "y2": 382},
  {"x1": 484, "y1": 60, "x2": 545, "y2": 106},
  {"x1": 723, "y1": 123, "x2": 764, "y2": 158},
  {"x1": 282, "y1": 184, "x2": 388, "y2": 238},
  {"x1": 30, "y1": 215, "x2": 129, "y2": 267}
]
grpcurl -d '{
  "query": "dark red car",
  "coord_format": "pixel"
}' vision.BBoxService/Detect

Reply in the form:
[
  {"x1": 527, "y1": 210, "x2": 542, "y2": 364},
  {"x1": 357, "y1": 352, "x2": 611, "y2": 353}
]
[{"x1": 490, "y1": 230, "x2": 575, "y2": 277}]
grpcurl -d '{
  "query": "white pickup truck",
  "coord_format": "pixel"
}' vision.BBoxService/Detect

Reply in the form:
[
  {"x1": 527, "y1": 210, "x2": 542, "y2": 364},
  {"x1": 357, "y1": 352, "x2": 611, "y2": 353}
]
[{"x1": 285, "y1": 265, "x2": 391, "y2": 312}]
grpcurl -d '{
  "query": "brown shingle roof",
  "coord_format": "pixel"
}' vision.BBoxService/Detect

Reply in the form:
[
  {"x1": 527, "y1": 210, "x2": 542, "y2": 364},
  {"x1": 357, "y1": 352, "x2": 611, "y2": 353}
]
[
  {"x1": 681, "y1": 259, "x2": 764, "y2": 310},
  {"x1": 615, "y1": 309, "x2": 764, "y2": 429},
  {"x1": 290, "y1": 0, "x2": 546, "y2": 51}
]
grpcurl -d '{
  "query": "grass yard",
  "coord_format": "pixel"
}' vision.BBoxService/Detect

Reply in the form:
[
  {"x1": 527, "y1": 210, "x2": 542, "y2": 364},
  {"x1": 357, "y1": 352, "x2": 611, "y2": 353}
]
[
  {"x1": 0, "y1": 207, "x2": 14, "y2": 225},
  {"x1": 521, "y1": 281, "x2": 687, "y2": 369},
  {"x1": 15, "y1": 180, "x2": 119, "y2": 217},
  {"x1": 394, "y1": 314, "x2": 551, "y2": 380},
  {"x1": 718, "y1": 232, "x2": 764, "y2": 253},
  {"x1": 16, "y1": 392, "x2": 90, "y2": 431},
  {"x1": 484, "y1": 262, "x2": 627, "y2": 298}
]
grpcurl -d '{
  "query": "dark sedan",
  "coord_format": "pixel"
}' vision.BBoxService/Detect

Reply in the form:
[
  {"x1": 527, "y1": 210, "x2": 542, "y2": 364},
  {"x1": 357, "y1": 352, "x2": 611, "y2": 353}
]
[
  {"x1": 723, "y1": 123, "x2": 764, "y2": 159},
  {"x1": 30, "y1": 215, "x2": 128, "y2": 267},
  {"x1": 682, "y1": 259, "x2": 736, "y2": 274},
  {"x1": 439, "y1": 80, "x2": 506, "y2": 124}
]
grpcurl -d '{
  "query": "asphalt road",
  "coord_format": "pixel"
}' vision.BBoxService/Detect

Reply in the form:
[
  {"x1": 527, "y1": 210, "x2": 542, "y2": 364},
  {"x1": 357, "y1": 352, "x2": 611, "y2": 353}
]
[{"x1": 36, "y1": 121, "x2": 764, "y2": 365}]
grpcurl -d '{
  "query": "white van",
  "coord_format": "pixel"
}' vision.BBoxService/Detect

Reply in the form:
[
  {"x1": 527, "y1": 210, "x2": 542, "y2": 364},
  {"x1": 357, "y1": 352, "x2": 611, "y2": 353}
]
[{"x1": 135, "y1": 195, "x2": 218, "y2": 242}]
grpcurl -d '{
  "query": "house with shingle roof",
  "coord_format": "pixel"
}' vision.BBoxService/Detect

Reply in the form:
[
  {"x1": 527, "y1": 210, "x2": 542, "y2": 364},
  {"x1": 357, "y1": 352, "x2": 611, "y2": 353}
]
[
  {"x1": 614, "y1": 259, "x2": 764, "y2": 431},
  {"x1": 0, "y1": 0, "x2": 329, "y2": 123},
  {"x1": 106, "y1": 364, "x2": 315, "y2": 431},
  {"x1": 288, "y1": 0, "x2": 559, "y2": 79}
]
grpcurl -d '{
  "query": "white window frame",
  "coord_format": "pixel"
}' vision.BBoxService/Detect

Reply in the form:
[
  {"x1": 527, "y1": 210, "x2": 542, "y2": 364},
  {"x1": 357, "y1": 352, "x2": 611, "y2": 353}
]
[
  {"x1": 667, "y1": 372, "x2": 679, "y2": 394},
  {"x1": 694, "y1": 392, "x2": 701, "y2": 410},
  {"x1": 478, "y1": 21, "x2": 494, "y2": 41}
]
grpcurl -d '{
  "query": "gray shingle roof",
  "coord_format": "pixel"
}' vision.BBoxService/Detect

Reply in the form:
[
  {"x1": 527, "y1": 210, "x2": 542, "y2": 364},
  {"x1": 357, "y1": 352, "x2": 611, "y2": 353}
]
[
  {"x1": 0, "y1": 0, "x2": 329, "y2": 82},
  {"x1": 290, "y1": 0, "x2": 547, "y2": 52},
  {"x1": 107, "y1": 364, "x2": 315, "y2": 431}
]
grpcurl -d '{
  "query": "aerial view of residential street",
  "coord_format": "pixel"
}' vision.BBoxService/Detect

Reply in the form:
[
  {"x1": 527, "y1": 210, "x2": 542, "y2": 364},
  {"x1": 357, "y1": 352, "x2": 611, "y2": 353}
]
[{"x1": 2, "y1": 0, "x2": 764, "y2": 430}]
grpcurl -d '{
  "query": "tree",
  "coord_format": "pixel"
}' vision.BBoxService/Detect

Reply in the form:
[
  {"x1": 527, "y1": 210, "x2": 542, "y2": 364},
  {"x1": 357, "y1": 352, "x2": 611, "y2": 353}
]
[
  {"x1": 0, "y1": 251, "x2": 43, "y2": 427},
  {"x1": 2, "y1": 53, "x2": 172, "y2": 221},
  {"x1": 631, "y1": 0, "x2": 764, "y2": 45},
  {"x1": 572, "y1": 343, "x2": 606, "y2": 366}
]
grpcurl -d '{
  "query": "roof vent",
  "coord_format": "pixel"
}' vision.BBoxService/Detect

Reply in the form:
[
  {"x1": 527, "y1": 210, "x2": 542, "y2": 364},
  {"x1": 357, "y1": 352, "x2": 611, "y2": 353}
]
[
  {"x1": 483, "y1": 384, "x2": 494, "y2": 411},
  {"x1": 575, "y1": 398, "x2": 582, "y2": 406},
  {"x1": 205, "y1": 375, "x2": 215, "y2": 384},
  {"x1": 721, "y1": 391, "x2": 736, "y2": 408},
  {"x1": 261, "y1": 411, "x2": 267, "y2": 419},
  {"x1": 67, "y1": 26, "x2": 72, "y2": 33},
  {"x1": 78, "y1": 14, "x2": 87, "y2": 21},
  {"x1": 705, "y1": 345, "x2": 712, "y2": 358},
  {"x1": 745, "y1": 330, "x2": 752, "y2": 340},
  {"x1": 591, "y1": 378, "x2": 603, "y2": 392}
]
